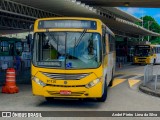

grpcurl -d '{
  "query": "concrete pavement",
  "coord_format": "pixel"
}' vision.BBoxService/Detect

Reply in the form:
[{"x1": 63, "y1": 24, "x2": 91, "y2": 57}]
[{"x1": 0, "y1": 64, "x2": 160, "y2": 120}]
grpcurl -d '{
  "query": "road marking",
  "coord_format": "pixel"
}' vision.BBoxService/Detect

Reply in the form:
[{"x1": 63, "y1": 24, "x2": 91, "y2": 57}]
[
  {"x1": 111, "y1": 74, "x2": 144, "y2": 88},
  {"x1": 111, "y1": 78, "x2": 126, "y2": 88},
  {"x1": 128, "y1": 79, "x2": 141, "y2": 88}
]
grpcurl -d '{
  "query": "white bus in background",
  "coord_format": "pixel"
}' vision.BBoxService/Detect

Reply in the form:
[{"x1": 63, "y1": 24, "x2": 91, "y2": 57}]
[{"x1": 152, "y1": 45, "x2": 160, "y2": 64}]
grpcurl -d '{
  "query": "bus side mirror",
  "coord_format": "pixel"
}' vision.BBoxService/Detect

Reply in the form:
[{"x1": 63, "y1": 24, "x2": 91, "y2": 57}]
[
  {"x1": 29, "y1": 24, "x2": 34, "y2": 31},
  {"x1": 27, "y1": 24, "x2": 34, "y2": 44}
]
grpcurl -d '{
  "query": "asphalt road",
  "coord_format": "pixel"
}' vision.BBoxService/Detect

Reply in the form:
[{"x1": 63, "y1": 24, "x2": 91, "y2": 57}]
[{"x1": 0, "y1": 64, "x2": 160, "y2": 120}]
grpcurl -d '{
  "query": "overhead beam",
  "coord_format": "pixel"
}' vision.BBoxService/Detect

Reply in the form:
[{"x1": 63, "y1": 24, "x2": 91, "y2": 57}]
[
  {"x1": 77, "y1": 0, "x2": 160, "y2": 7},
  {"x1": 0, "y1": 0, "x2": 60, "y2": 19},
  {"x1": 0, "y1": 12, "x2": 33, "y2": 29},
  {"x1": 0, "y1": 0, "x2": 61, "y2": 30}
]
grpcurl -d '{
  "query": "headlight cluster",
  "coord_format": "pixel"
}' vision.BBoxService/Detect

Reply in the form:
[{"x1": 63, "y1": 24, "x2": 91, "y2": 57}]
[
  {"x1": 85, "y1": 78, "x2": 101, "y2": 88},
  {"x1": 32, "y1": 76, "x2": 46, "y2": 87}
]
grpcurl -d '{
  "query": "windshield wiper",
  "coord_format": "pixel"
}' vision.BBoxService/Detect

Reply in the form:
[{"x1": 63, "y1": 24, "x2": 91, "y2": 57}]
[
  {"x1": 75, "y1": 29, "x2": 87, "y2": 47},
  {"x1": 46, "y1": 29, "x2": 58, "y2": 45}
]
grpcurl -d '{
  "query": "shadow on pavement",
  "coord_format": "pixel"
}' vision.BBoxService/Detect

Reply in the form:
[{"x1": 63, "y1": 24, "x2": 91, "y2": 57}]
[{"x1": 37, "y1": 98, "x2": 103, "y2": 109}]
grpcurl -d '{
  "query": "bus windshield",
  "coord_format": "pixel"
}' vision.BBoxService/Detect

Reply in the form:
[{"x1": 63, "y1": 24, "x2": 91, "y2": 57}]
[
  {"x1": 33, "y1": 32, "x2": 101, "y2": 69},
  {"x1": 135, "y1": 46, "x2": 151, "y2": 57}
]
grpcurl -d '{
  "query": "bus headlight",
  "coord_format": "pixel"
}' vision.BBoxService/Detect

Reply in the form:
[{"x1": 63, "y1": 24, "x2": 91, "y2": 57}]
[
  {"x1": 32, "y1": 77, "x2": 46, "y2": 87},
  {"x1": 85, "y1": 78, "x2": 101, "y2": 88}
]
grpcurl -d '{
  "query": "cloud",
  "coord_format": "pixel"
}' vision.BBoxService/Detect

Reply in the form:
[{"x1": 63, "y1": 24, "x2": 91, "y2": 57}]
[{"x1": 120, "y1": 7, "x2": 146, "y2": 16}]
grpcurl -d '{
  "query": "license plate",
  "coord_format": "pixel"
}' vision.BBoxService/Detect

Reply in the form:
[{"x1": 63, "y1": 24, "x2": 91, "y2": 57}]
[{"x1": 60, "y1": 90, "x2": 71, "y2": 95}]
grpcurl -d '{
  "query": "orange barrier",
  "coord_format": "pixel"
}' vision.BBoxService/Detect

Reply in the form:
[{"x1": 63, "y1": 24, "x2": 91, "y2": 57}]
[{"x1": 2, "y1": 68, "x2": 19, "y2": 94}]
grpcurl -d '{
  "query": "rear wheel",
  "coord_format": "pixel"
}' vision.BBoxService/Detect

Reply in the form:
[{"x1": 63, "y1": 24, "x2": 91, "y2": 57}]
[{"x1": 97, "y1": 80, "x2": 107, "y2": 102}]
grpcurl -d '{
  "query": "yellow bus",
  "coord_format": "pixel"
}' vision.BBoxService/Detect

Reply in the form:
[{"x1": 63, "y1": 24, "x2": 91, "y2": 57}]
[
  {"x1": 133, "y1": 45, "x2": 156, "y2": 64},
  {"x1": 31, "y1": 17, "x2": 116, "y2": 102}
]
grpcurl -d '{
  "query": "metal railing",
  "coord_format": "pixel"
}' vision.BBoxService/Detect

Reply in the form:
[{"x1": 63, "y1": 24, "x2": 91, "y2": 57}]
[
  {"x1": 143, "y1": 64, "x2": 154, "y2": 86},
  {"x1": 143, "y1": 65, "x2": 160, "y2": 91},
  {"x1": 153, "y1": 66, "x2": 160, "y2": 91}
]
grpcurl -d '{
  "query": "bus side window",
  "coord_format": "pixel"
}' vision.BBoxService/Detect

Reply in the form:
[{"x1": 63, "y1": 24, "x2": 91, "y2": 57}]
[
  {"x1": 158, "y1": 47, "x2": 160, "y2": 53},
  {"x1": 1, "y1": 41, "x2": 9, "y2": 52},
  {"x1": 105, "y1": 34, "x2": 109, "y2": 54},
  {"x1": 109, "y1": 34, "x2": 115, "y2": 52},
  {"x1": 102, "y1": 26, "x2": 106, "y2": 55},
  {"x1": 151, "y1": 48, "x2": 153, "y2": 55}
]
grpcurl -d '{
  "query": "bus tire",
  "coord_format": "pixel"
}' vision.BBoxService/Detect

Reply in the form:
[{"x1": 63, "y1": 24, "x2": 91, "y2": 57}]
[
  {"x1": 154, "y1": 59, "x2": 156, "y2": 65},
  {"x1": 96, "y1": 80, "x2": 107, "y2": 102},
  {"x1": 45, "y1": 97, "x2": 54, "y2": 102}
]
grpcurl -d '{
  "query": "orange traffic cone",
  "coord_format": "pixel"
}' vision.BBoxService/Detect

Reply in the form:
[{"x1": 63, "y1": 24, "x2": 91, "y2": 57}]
[{"x1": 2, "y1": 68, "x2": 19, "y2": 94}]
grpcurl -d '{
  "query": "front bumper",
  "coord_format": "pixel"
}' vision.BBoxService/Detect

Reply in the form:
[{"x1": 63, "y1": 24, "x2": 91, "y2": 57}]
[
  {"x1": 134, "y1": 57, "x2": 151, "y2": 64},
  {"x1": 32, "y1": 81, "x2": 103, "y2": 98}
]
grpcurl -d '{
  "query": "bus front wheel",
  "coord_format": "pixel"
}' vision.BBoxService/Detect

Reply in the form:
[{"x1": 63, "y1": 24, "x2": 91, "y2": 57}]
[{"x1": 96, "y1": 80, "x2": 107, "y2": 102}]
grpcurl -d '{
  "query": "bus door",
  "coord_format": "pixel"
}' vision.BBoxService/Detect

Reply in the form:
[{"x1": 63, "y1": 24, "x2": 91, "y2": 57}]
[{"x1": 105, "y1": 34, "x2": 112, "y2": 85}]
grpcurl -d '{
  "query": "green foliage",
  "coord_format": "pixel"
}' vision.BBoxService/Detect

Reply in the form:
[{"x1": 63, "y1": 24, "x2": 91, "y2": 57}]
[{"x1": 136, "y1": 16, "x2": 160, "y2": 44}]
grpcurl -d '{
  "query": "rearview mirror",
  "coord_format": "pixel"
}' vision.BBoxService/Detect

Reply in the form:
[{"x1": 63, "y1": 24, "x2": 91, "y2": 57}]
[{"x1": 29, "y1": 24, "x2": 34, "y2": 31}]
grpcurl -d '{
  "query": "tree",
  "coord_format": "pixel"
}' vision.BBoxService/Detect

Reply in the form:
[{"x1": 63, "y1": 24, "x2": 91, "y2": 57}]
[{"x1": 136, "y1": 16, "x2": 160, "y2": 44}]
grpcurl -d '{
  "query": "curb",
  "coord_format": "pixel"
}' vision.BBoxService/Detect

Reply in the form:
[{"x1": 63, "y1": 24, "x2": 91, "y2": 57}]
[{"x1": 139, "y1": 83, "x2": 160, "y2": 97}]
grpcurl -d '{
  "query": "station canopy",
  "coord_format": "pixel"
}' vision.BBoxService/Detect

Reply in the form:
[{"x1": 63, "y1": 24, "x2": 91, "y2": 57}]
[
  {"x1": 78, "y1": 0, "x2": 160, "y2": 8},
  {"x1": 5, "y1": 0, "x2": 160, "y2": 37}
]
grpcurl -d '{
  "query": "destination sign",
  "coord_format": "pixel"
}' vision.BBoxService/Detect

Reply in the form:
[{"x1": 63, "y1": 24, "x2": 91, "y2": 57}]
[{"x1": 38, "y1": 20, "x2": 97, "y2": 29}]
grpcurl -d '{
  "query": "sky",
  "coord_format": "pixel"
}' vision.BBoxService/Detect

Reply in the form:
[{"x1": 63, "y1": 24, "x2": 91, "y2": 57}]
[{"x1": 120, "y1": 8, "x2": 160, "y2": 24}]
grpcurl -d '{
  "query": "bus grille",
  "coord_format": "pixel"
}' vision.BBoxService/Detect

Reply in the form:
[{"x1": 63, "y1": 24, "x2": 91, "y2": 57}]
[
  {"x1": 47, "y1": 84, "x2": 85, "y2": 87},
  {"x1": 42, "y1": 72, "x2": 89, "y2": 80},
  {"x1": 47, "y1": 91, "x2": 85, "y2": 96}
]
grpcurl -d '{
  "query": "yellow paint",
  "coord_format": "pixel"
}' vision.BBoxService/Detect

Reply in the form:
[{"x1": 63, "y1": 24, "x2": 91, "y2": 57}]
[
  {"x1": 111, "y1": 79, "x2": 126, "y2": 88},
  {"x1": 134, "y1": 56, "x2": 152, "y2": 64},
  {"x1": 34, "y1": 17, "x2": 103, "y2": 34},
  {"x1": 128, "y1": 79, "x2": 141, "y2": 88}
]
